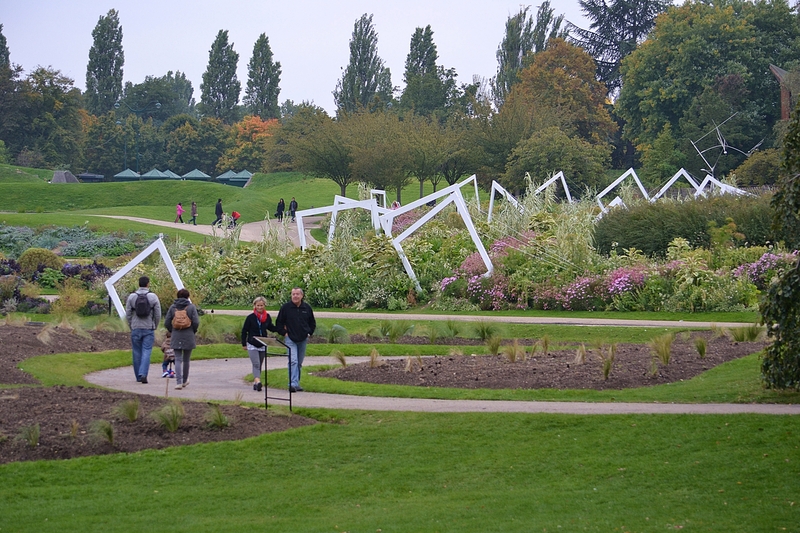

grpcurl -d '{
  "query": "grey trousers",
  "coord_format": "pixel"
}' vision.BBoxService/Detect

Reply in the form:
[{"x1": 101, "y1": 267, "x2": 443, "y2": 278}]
[
  {"x1": 174, "y1": 348, "x2": 192, "y2": 385},
  {"x1": 248, "y1": 348, "x2": 265, "y2": 381}
]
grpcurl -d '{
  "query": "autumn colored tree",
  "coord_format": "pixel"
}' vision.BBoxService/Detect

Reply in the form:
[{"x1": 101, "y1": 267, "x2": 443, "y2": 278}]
[
  {"x1": 510, "y1": 38, "x2": 615, "y2": 145},
  {"x1": 217, "y1": 115, "x2": 279, "y2": 173}
]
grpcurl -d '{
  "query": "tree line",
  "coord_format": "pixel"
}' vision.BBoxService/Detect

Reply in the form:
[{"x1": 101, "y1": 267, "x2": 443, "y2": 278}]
[{"x1": 1, "y1": 1, "x2": 799, "y2": 196}]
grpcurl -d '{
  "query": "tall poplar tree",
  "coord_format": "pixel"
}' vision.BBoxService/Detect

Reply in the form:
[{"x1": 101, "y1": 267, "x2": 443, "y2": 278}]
[
  {"x1": 492, "y1": 2, "x2": 566, "y2": 108},
  {"x1": 200, "y1": 30, "x2": 241, "y2": 123},
  {"x1": 0, "y1": 24, "x2": 9, "y2": 69},
  {"x1": 85, "y1": 9, "x2": 124, "y2": 115},
  {"x1": 244, "y1": 33, "x2": 282, "y2": 119},
  {"x1": 400, "y1": 25, "x2": 457, "y2": 117},
  {"x1": 333, "y1": 13, "x2": 393, "y2": 114}
]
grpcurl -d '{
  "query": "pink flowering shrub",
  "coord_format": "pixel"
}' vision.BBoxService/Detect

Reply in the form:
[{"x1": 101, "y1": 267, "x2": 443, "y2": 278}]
[{"x1": 604, "y1": 265, "x2": 649, "y2": 297}]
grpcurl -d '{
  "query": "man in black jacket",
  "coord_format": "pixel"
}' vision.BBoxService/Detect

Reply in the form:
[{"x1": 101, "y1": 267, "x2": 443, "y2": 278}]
[
  {"x1": 275, "y1": 287, "x2": 316, "y2": 392},
  {"x1": 213, "y1": 198, "x2": 223, "y2": 226}
]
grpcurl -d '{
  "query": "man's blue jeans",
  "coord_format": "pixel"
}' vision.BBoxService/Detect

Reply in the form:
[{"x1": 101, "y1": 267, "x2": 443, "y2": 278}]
[
  {"x1": 131, "y1": 329, "x2": 155, "y2": 380},
  {"x1": 284, "y1": 336, "x2": 308, "y2": 388}
]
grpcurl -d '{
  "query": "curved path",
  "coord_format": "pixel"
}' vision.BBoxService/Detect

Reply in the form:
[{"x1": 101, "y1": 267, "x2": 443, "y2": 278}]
[
  {"x1": 93, "y1": 215, "x2": 322, "y2": 247},
  {"x1": 85, "y1": 356, "x2": 800, "y2": 415},
  {"x1": 85, "y1": 215, "x2": 794, "y2": 414}
]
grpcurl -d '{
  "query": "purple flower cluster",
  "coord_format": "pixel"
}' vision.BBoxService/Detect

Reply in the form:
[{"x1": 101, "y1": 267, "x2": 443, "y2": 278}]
[
  {"x1": 489, "y1": 231, "x2": 536, "y2": 258},
  {"x1": 440, "y1": 276, "x2": 459, "y2": 293},
  {"x1": 733, "y1": 251, "x2": 799, "y2": 289},
  {"x1": 466, "y1": 273, "x2": 514, "y2": 310},
  {"x1": 61, "y1": 261, "x2": 113, "y2": 286},
  {"x1": 458, "y1": 251, "x2": 491, "y2": 277},
  {"x1": 605, "y1": 266, "x2": 648, "y2": 296}
]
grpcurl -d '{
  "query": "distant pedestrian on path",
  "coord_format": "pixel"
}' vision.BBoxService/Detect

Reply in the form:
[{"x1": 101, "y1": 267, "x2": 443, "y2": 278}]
[
  {"x1": 164, "y1": 288, "x2": 199, "y2": 390},
  {"x1": 275, "y1": 287, "x2": 316, "y2": 392},
  {"x1": 189, "y1": 201, "x2": 197, "y2": 225},
  {"x1": 175, "y1": 202, "x2": 184, "y2": 223},
  {"x1": 289, "y1": 197, "x2": 298, "y2": 222},
  {"x1": 213, "y1": 198, "x2": 224, "y2": 226},
  {"x1": 276, "y1": 198, "x2": 285, "y2": 221},
  {"x1": 125, "y1": 276, "x2": 161, "y2": 384},
  {"x1": 241, "y1": 296, "x2": 277, "y2": 392}
]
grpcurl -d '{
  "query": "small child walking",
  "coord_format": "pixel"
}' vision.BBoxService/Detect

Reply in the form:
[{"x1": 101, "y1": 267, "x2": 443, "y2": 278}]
[{"x1": 161, "y1": 332, "x2": 175, "y2": 378}]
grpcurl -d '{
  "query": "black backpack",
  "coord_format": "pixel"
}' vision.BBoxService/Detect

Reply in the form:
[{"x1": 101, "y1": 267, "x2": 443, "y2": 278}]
[{"x1": 135, "y1": 292, "x2": 152, "y2": 318}]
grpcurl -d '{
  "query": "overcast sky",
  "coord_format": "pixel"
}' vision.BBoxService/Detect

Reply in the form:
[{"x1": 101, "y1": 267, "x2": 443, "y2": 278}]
[{"x1": 1, "y1": 0, "x2": 588, "y2": 113}]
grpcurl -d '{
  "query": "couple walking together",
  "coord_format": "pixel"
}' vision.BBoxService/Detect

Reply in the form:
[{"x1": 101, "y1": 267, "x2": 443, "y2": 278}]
[
  {"x1": 125, "y1": 277, "x2": 199, "y2": 389},
  {"x1": 241, "y1": 288, "x2": 315, "y2": 392}
]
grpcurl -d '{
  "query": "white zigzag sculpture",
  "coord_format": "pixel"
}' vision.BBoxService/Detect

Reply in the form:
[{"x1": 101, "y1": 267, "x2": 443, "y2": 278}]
[
  {"x1": 295, "y1": 176, "x2": 491, "y2": 292},
  {"x1": 105, "y1": 236, "x2": 184, "y2": 320}
]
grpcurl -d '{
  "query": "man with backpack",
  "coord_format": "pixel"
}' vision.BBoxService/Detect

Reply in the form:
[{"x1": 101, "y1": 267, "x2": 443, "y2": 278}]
[{"x1": 125, "y1": 276, "x2": 161, "y2": 384}]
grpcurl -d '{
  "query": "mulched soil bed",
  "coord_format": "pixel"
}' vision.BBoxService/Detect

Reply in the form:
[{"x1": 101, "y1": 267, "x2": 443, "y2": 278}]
[
  {"x1": 0, "y1": 324, "x2": 314, "y2": 464},
  {"x1": 318, "y1": 332, "x2": 766, "y2": 391},
  {"x1": 0, "y1": 323, "x2": 767, "y2": 464}
]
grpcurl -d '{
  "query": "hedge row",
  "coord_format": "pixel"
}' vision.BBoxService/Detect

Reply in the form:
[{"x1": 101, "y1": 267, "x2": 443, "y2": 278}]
[{"x1": 593, "y1": 193, "x2": 775, "y2": 257}]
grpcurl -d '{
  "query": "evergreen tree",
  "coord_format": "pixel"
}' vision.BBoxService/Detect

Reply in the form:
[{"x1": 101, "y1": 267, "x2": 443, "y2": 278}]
[
  {"x1": 333, "y1": 13, "x2": 393, "y2": 114},
  {"x1": 568, "y1": 0, "x2": 671, "y2": 95},
  {"x1": 200, "y1": 30, "x2": 241, "y2": 123},
  {"x1": 492, "y1": 2, "x2": 566, "y2": 107},
  {"x1": 85, "y1": 9, "x2": 124, "y2": 115},
  {"x1": 244, "y1": 33, "x2": 282, "y2": 119},
  {"x1": 400, "y1": 25, "x2": 458, "y2": 117}
]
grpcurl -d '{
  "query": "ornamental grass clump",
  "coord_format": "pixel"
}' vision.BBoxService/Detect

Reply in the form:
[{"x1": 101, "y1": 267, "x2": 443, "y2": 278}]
[
  {"x1": 694, "y1": 336, "x2": 707, "y2": 358},
  {"x1": 538, "y1": 335, "x2": 551, "y2": 356},
  {"x1": 474, "y1": 319, "x2": 500, "y2": 341},
  {"x1": 598, "y1": 344, "x2": 617, "y2": 380},
  {"x1": 16, "y1": 423, "x2": 40, "y2": 448},
  {"x1": 730, "y1": 324, "x2": 763, "y2": 342},
  {"x1": 151, "y1": 400, "x2": 185, "y2": 433},
  {"x1": 327, "y1": 324, "x2": 350, "y2": 344},
  {"x1": 368, "y1": 347, "x2": 382, "y2": 368},
  {"x1": 388, "y1": 321, "x2": 414, "y2": 343},
  {"x1": 648, "y1": 332, "x2": 675, "y2": 366},
  {"x1": 112, "y1": 398, "x2": 141, "y2": 422},
  {"x1": 404, "y1": 355, "x2": 423, "y2": 372},
  {"x1": 502, "y1": 339, "x2": 525, "y2": 362},
  {"x1": 486, "y1": 335, "x2": 502, "y2": 356},
  {"x1": 205, "y1": 404, "x2": 230, "y2": 430},
  {"x1": 89, "y1": 419, "x2": 114, "y2": 446},
  {"x1": 331, "y1": 349, "x2": 346, "y2": 367},
  {"x1": 442, "y1": 319, "x2": 462, "y2": 339},
  {"x1": 573, "y1": 344, "x2": 587, "y2": 364}
]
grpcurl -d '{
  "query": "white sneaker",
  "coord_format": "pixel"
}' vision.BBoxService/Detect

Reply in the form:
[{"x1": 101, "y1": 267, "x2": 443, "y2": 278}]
[
  {"x1": 182, "y1": 381, "x2": 189, "y2": 388},
  {"x1": 175, "y1": 383, "x2": 183, "y2": 390}
]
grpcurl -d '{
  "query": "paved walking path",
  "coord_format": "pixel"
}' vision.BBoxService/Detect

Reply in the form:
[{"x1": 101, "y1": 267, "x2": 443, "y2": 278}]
[
  {"x1": 84, "y1": 216, "x2": 791, "y2": 414},
  {"x1": 94, "y1": 215, "x2": 322, "y2": 247},
  {"x1": 85, "y1": 356, "x2": 800, "y2": 415}
]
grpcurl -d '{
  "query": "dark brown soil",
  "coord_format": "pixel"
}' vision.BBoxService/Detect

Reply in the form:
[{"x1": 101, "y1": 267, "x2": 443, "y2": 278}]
[
  {"x1": 0, "y1": 324, "x2": 767, "y2": 464},
  {"x1": 0, "y1": 324, "x2": 314, "y2": 464},
  {"x1": 318, "y1": 333, "x2": 766, "y2": 391}
]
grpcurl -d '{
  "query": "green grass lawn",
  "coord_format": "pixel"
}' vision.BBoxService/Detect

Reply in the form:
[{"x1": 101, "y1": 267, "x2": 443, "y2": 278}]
[
  {"x1": 4, "y1": 330, "x2": 799, "y2": 531},
  {"x1": 1, "y1": 409, "x2": 798, "y2": 532}
]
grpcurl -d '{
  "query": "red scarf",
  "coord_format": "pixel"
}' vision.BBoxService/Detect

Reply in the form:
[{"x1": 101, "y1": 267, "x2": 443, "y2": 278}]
[{"x1": 254, "y1": 309, "x2": 269, "y2": 324}]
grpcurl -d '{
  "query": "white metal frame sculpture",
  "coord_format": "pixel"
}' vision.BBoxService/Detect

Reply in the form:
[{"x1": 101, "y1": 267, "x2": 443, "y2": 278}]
[
  {"x1": 487, "y1": 181, "x2": 522, "y2": 223},
  {"x1": 487, "y1": 171, "x2": 573, "y2": 223},
  {"x1": 295, "y1": 176, "x2": 491, "y2": 292},
  {"x1": 649, "y1": 168, "x2": 701, "y2": 201},
  {"x1": 104, "y1": 236, "x2": 184, "y2": 320},
  {"x1": 694, "y1": 175, "x2": 752, "y2": 198},
  {"x1": 379, "y1": 176, "x2": 490, "y2": 292},
  {"x1": 596, "y1": 168, "x2": 650, "y2": 218}
]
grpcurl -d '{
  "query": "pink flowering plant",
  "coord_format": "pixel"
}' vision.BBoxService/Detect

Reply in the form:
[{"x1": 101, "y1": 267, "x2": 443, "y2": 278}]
[{"x1": 733, "y1": 251, "x2": 799, "y2": 290}]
